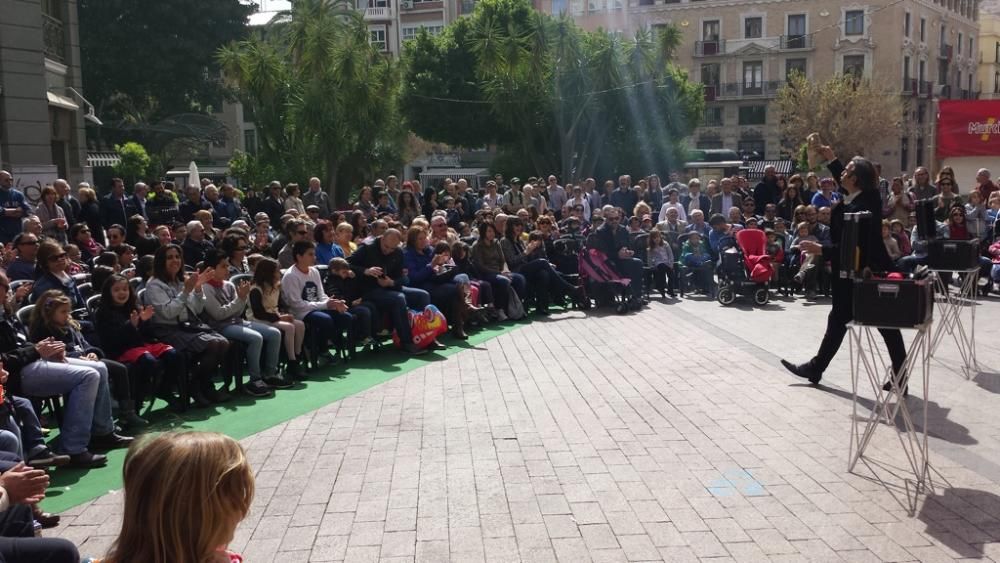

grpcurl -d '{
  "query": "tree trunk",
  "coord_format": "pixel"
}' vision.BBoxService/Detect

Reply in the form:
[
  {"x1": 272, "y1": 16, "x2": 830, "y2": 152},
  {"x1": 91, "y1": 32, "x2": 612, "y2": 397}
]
[{"x1": 325, "y1": 155, "x2": 339, "y2": 205}]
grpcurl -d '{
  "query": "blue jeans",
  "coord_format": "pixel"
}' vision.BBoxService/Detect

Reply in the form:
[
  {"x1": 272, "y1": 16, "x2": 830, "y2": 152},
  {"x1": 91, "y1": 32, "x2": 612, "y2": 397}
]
[
  {"x1": 20, "y1": 357, "x2": 114, "y2": 455},
  {"x1": 219, "y1": 321, "x2": 282, "y2": 381},
  {"x1": 304, "y1": 310, "x2": 353, "y2": 351},
  {"x1": 363, "y1": 287, "x2": 431, "y2": 345},
  {"x1": 0, "y1": 396, "x2": 47, "y2": 460},
  {"x1": 481, "y1": 273, "x2": 525, "y2": 311}
]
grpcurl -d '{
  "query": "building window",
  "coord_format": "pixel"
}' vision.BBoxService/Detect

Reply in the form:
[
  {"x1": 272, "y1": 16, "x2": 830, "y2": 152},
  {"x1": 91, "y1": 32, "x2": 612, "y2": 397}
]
[
  {"x1": 738, "y1": 140, "x2": 766, "y2": 157},
  {"x1": 744, "y1": 17, "x2": 762, "y2": 39},
  {"x1": 917, "y1": 102, "x2": 926, "y2": 124},
  {"x1": 916, "y1": 137, "x2": 925, "y2": 167},
  {"x1": 785, "y1": 58, "x2": 806, "y2": 80},
  {"x1": 845, "y1": 10, "x2": 864, "y2": 36},
  {"x1": 696, "y1": 139, "x2": 724, "y2": 150},
  {"x1": 920, "y1": 17, "x2": 926, "y2": 42},
  {"x1": 243, "y1": 129, "x2": 257, "y2": 156},
  {"x1": 401, "y1": 25, "x2": 444, "y2": 41},
  {"x1": 843, "y1": 55, "x2": 865, "y2": 78},
  {"x1": 969, "y1": 37, "x2": 974, "y2": 57},
  {"x1": 787, "y1": 14, "x2": 806, "y2": 38},
  {"x1": 958, "y1": 32, "x2": 962, "y2": 54},
  {"x1": 369, "y1": 27, "x2": 387, "y2": 51},
  {"x1": 996, "y1": 42, "x2": 1000, "y2": 63},
  {"x1": 702, "y1": 20, "x2": 720, "y2": 41},
  {"x1": 703, "y1": 107, "x2": 723, "y2": 126},
  {"x1": 700, "y1": 63, "x2": 720, "y2": 86},
  {"x1": 994, "y1": 72, "x2": 999, "y2": 93},
  {"x1": 903, "y1": 55, "x2": 911, "y2": 84},
  {"x1": 904, "y1": 12, "x2": 911, "y2": 37},
  {"x1": 743, "y1": 61, "x2": 763, "y2": 92},
  {"x1": 738, "y1": 105, "x2": 766, "y2": 125},
  {"x1": 919, "y1": 59, "x2": 926, "y2": 83},
  {"x1": 900, "y1": 137, "x2": 909, "y2": 173}
]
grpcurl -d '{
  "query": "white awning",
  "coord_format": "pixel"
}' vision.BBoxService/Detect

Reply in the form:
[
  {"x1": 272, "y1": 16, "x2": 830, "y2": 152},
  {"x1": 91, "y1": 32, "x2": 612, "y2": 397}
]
[
  {"x1": 87, "y1": 151, "x2": 120, "y2": 167},
  {"x1": 47, "y1": 91, "x2": 79, "y2": 111}
]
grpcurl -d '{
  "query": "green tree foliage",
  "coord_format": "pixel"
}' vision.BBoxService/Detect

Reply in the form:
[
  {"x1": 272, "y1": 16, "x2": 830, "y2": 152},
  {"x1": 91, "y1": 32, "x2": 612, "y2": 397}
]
[
  {"x1": 217, "y1": 0, "x2": 405, "y2": 202},
  {"x1": 79, "y1": 0, "x2": 254, "y2": 122},
  {"x1": 228, "y1": 150, "x2": 276, "y2": 191},
  {"x1": 112, "y1": 142, "x2": 151, "y2": 185},
  {"x1": 400, "y1": 0, "x2": 703, "y2": 180}
]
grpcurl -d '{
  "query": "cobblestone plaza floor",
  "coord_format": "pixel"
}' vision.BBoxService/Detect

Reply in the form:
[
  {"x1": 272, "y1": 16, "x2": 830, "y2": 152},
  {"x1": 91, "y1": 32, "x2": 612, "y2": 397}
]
[{"x1": 51, "y1": 294, "x2": 1000, "y2": 562}]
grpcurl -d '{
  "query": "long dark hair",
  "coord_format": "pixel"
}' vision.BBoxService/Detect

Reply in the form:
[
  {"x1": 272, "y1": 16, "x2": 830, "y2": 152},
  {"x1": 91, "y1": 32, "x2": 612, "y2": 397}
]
[
  {"x1": 504, "y1": 217, "x2": 523, "y2": 242},
  {"x1": 98, "y1": 273, "x2": 137, "y2": 319},
  {"x1": 152, "y1": 244, "x2": 185, "y2": 284},
  {"x1": 253, "y1": 257, "x2": 280, "y2": 289}
]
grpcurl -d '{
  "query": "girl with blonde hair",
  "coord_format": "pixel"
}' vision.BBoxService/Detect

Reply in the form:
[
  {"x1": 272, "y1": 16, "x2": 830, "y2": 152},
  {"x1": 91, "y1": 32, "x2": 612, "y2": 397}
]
[{"x1": 97, "y1": 431, "x2": 254, "y2": 563}]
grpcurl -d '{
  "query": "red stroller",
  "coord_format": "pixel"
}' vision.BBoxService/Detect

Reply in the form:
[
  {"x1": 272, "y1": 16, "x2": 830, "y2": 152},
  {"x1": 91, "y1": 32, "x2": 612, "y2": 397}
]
[{"x1": 716, "y1": 228, "x2": 773, "y2": 306}]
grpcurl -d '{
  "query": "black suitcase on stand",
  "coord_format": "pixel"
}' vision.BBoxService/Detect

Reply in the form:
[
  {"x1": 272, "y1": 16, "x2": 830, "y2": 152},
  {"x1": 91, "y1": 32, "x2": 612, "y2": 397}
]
[
  {"x1": 927, "y1": 238, "x2": 980, "y2": 271},
  {"x1": 853, "y1": 278, "x2": 933, "y2": 328}
]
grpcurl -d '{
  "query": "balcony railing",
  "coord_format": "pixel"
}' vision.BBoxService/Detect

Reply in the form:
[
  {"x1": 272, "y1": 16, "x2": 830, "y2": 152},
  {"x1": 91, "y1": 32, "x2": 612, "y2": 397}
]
[
  {"x1": 716, "y1": 80, "x2": 783, "y2": 99},
  {"x1": 939, "y1": 44, "x2": 953, "y2": 60},
  {"x1": 694, "y1": 40, "x2": 725, "y2": 57},
  {"x1": 702, "y1": 84, "x2": 718, "y2": 101},
  {"x1": 363, "y1": 5, "x2": 392, "y2": 19},
  {"x1": 779, "y1": 35, "x2": 813, "y2": 50},
  {"x1": 42, "y1": 14, "x2": 65, "y2": 63}
]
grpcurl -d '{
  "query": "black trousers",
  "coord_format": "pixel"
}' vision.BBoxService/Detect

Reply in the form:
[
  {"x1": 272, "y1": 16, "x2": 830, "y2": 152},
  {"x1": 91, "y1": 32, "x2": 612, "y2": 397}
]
[
  {"x1": 812, "y1": 280, "x2": 907, "y2": 375},
  {"x1": 0, "y1": 505, "x2": 79, "y2": 563}
]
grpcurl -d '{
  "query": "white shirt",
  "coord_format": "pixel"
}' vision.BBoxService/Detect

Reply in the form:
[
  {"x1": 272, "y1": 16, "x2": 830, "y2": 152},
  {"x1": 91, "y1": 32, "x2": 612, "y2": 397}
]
[{"x1": 658, "y1": 202, "x2": 687, "y2": 223}]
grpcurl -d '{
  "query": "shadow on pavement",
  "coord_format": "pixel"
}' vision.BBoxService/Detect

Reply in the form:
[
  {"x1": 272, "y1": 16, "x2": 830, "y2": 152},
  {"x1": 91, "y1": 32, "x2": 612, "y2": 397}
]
[{"x1": 790, "y1": 383, "x2": 977, "y2": 446}]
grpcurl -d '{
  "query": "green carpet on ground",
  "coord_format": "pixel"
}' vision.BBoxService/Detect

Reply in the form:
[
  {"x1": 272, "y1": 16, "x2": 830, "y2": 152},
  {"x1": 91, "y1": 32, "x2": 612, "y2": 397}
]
[{"x1": 46, "y1": 319, "x2": 528, "y2": 513}]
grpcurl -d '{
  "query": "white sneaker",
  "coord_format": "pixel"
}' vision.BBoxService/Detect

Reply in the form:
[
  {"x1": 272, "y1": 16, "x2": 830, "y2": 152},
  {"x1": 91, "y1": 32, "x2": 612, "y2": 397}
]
[{"x1": 496, "y1": 310, "x2": 508, "y2": 322}]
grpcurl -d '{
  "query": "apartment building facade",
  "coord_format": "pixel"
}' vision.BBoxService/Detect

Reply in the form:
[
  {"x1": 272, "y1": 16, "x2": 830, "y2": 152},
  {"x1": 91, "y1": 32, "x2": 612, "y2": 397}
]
[
  {"x1": 0, "y1": 0, "x2": 91, "y2": 186},
  {"x1": 977, "y1": 11, "x2": 1000, "y2": 97},
  {"x1": 564, "y1": 0, "x2": 982, "y2": 177},
  {"x1": 362, "y1": 0, "x2": 474, "y2": 56}
]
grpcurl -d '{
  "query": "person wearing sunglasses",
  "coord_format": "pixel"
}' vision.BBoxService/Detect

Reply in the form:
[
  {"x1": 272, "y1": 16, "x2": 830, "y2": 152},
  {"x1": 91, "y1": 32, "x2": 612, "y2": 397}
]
[
  {"x1": 6, "y1": 233, "x2": 39, "y2": 282},
  {"x1": 29, "y1": 241, "x2": 87, "y2": 310},
  {"x1": 277, "y1": 218, "x2": 311, "y2": 269},
  {"x1": 932, "y1": 177, "x2": 963, "y2": 222}
]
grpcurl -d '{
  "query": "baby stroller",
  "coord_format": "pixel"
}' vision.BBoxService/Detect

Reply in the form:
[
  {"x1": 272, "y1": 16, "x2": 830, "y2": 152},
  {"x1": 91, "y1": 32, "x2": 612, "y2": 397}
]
[
  {"x1": 716, "y1": 228, "x2": 773, "y2": 306},
  {"x1": 579, "y1": 247, "x2": 632, "y2": 314}
]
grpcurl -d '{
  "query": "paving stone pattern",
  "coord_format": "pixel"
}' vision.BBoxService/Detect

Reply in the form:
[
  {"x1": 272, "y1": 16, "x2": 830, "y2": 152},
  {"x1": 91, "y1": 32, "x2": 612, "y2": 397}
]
[{"x1": 52, "y1": 296, "x2": 1000, "y2": 562}]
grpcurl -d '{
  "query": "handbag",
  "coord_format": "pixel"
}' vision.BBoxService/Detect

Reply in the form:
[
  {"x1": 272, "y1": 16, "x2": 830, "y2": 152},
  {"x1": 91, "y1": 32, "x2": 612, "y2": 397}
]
[
  {"x1": 506, "y1": 285, "x2": 525, "y2": 320},
  {"x1": 178, "y1": 305, "x2": 212, "y2": 333}
]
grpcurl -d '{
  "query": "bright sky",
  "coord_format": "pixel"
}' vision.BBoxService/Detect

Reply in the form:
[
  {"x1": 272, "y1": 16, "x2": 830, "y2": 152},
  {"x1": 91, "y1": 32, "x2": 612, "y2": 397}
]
[{"x1": 248, "y1": 0, "x2": 291, "y2": 26}]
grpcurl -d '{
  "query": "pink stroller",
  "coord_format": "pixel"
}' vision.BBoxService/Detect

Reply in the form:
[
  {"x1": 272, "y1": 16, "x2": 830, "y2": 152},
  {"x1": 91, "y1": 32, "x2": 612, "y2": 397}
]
[{"x1": 579, "y1": 248, "x2": 632, "y2": 313}]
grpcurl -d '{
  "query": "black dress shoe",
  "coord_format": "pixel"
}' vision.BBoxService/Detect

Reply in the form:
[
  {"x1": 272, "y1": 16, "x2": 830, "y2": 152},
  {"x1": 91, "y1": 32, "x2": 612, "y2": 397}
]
[
  {"x1": 429, "y1": 340, "x2": 447, "y2": 351},
  {"x1": 68, "y1": 451, "x2": 108, "y2": 468},
  {"x1": 32, "y1": 507, "x2": 60, "y2": 529},
  {"x1": 89, "y1": 432, "x2": 134, "y2": 450},
  {"x1": 781, "y1": 359, "x2": 822, "y2": 384},
  {"x1": 26, "y1": 448, "x2": 70, "y2": 469},
  {"x1": 882, "y1": 379, "x2": 910, "y2": 397}
]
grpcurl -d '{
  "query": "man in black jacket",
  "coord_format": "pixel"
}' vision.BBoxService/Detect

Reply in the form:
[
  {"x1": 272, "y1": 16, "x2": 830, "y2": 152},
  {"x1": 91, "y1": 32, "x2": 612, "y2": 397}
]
[
  {"x1": 591, "y1": 209, "x2": 644, "y2": 308},
  {"x1": 99, "y1": 178, "x2": 136, "y2": 231},
  {"x1": 781, "y1": 146, "x2": 906, "y2": 386},
  {"x1": 347, "y1": 230, "x2": 430, "y2": 355}
]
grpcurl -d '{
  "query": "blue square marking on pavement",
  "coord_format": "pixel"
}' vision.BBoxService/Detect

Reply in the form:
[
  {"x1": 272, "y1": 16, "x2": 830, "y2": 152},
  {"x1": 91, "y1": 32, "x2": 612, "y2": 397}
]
[{"x1": 708, "y1": 468, "x2": 767, "y2": 497}]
